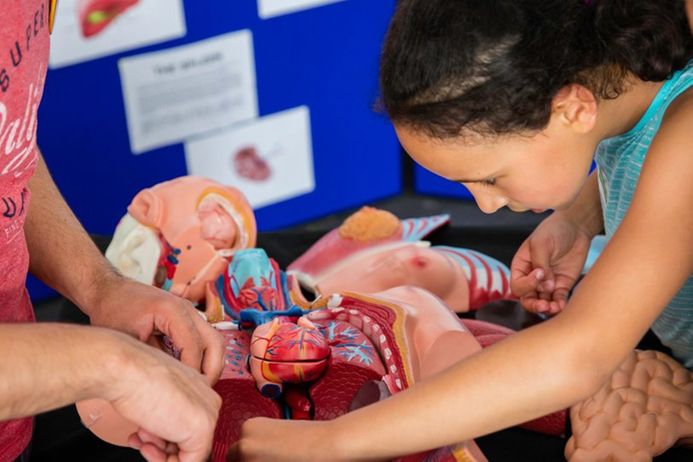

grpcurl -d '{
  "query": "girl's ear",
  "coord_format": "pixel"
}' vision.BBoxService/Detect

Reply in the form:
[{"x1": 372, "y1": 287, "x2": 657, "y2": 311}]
[{"x1": 552, "y1": 84, "x2": 598, "y2": 134}]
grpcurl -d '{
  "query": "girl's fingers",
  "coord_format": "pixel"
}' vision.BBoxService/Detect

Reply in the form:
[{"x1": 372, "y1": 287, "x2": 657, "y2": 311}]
[{"x1": 512, "y1": 268, "x2": 545, "y2": 297}]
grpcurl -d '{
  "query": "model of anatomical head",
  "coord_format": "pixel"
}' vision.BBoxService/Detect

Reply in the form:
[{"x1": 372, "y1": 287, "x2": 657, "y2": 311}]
[
  {"x1": 106, "y1": 176, "x2": 256, "y2": 303},
  {"x1": 288, "y1": 207, "x2": 514, "y2": 312}
]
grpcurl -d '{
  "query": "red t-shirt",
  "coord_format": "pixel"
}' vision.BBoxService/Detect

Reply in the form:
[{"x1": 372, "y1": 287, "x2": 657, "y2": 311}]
[{"x1": 0, "y1": 1, "x2": 50, "y2": 460}]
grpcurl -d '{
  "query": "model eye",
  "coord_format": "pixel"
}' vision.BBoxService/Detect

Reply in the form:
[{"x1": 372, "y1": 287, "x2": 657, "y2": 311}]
[{"x1": 480, "y1": 178, "x2": 496, "y2": 187}]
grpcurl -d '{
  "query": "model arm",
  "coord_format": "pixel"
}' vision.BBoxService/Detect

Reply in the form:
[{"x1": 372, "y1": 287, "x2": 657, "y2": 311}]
[
  {"x1": 232, "y1": 94, "x2": 693, "y2": 461},
  {"x1": 24, "y1": 152, "x2": 223, "y2": 380}
]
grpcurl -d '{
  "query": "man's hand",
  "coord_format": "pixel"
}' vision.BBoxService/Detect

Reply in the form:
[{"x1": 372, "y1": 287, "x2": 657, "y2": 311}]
[
  {"x1": 103, "y1": 331, "x2": 222, "y2": 462},
  {"x1": 86, "y1": 274, "x2": 224, "y2": 383}
]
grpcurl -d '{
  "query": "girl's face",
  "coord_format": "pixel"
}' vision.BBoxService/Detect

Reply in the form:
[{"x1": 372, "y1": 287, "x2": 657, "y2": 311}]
[{"x1": 395, "y1": 118, "x2": 597, "y2": 214}]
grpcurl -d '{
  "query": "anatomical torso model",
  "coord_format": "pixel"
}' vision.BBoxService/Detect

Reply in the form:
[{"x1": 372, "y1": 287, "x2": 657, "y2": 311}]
[{"x1": 289, "y1": 207, "x2": 516, "y2": 313}]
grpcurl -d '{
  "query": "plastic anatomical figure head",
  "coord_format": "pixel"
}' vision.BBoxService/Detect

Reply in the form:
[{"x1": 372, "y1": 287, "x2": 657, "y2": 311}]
[
  {"x1": 288, "y1": 207, "x2": 514, "y2": 312},
  {"x1": 105, "y1": 176, "x2": 256, "y2": 303},
  {"x1": 566, "y1": 350, "x2": 693, "y2": 462}
]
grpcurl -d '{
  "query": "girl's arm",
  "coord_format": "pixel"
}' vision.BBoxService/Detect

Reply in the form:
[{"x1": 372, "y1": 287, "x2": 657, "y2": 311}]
[
  {"x1": 335, "y1": 90, "x2": 693, "y2": 459},
  {"x1": 557, "y1": 169, "x2": 604, "y2": 237},
  {"x1": 511, "y1": 170, "x2": 603, "y2": 314},
  {"x1": 234, "y1": 92, "x2": 693, "y2": 461}
]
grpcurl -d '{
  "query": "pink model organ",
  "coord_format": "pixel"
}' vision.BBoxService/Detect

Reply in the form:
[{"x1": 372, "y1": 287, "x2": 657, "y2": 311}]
[{"x1": 233, "y1": 146, "x2": 272, "y2": 182}]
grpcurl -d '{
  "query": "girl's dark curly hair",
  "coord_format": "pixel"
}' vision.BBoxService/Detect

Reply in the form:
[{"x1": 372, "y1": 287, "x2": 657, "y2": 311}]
[{"x1": 380, "y1": 0, "x2": 692, "y2": 139}]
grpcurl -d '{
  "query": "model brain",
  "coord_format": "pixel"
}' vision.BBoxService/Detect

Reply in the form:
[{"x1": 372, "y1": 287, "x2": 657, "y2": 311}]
[{"x1": 566, "y1": 350, "x2": 693, "y2": 462}]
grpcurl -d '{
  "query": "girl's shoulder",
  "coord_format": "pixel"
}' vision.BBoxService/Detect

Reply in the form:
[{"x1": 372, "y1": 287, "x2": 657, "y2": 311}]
[
  {"x1": 664, "y1": 85, "x2": 693, "y2": 116},
  {"x1": 658, "y1": 86, "x2": 693, "y2": 141},
  {"x1": 661, "y1": 62, "x2": 693, "y2": 118}
]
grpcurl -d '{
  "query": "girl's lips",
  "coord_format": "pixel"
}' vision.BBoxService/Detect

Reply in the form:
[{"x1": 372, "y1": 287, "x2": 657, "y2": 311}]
[{"x1": 532, "y1": 209, "x2": 547, "y2": 213}]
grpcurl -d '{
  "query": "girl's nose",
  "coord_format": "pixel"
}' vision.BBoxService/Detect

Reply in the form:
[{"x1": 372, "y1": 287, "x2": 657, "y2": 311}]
[{"x1": 471, "y1": 190, "x2": 507, "y2": 214}]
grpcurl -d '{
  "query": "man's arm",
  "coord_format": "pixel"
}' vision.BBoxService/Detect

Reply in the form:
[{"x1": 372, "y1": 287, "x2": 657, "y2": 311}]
[
  {"x1": 24, "y1": 152, "x2": 224, "y2": 380},
  {"x1": 0, "y1": 323, "x2": 117, "y2": 420},
  {"x1": 25, "y1": 152, "x2": 117, "y2": 310},
  {"x1": 0, "y1": 322, "x2": 221, "y2": 461}
]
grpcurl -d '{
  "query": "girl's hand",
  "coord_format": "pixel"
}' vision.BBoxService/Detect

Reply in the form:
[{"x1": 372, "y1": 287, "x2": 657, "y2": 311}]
[
  {"x1": 228, "y1": 418, "x2": 341, "y2": 462},
  {"x1": 510, "y1": 212, "x2": 594, "y2": 315}
]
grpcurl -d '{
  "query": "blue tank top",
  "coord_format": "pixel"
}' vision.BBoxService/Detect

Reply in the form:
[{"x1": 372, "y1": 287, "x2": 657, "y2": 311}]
[{"x1": 595, "y1": 61, "x2": 693, "y2": 369}]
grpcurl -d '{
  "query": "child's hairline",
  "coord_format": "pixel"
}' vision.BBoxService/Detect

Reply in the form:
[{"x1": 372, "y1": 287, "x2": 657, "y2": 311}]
[{"x1": 375, "y1": 64, "x2": 642, "y2": 143}]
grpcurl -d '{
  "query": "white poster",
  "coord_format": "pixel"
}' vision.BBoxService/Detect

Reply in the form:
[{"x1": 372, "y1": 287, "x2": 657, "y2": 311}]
[
  {"x1": 185, "y1": 106, "x2": 315, "y2": 209},
  {"x1": 119, "y1": 30, "x2": 258, "y2": 154},
  {"x1": 258, "y1": 0, "x2": 345, "y2": 19},
  {"x1": 49, "y1": 0, "x2": 186, "y2": 68}
]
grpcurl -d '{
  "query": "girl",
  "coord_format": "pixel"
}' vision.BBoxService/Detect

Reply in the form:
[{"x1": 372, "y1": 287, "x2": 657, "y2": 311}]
[{"x1": 232, "y1": 0, "x2": 692, "y2": 460}]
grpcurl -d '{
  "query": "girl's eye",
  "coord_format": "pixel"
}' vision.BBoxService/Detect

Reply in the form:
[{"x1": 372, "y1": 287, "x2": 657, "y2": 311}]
[{"x1": 457, "y1": 178, "x2": 497, "y2": 188}]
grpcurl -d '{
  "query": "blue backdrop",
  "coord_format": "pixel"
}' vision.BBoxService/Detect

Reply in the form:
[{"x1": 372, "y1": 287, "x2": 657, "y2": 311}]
[{"x1": 31, "y1": 0, "x2": 401, "y2": 299}]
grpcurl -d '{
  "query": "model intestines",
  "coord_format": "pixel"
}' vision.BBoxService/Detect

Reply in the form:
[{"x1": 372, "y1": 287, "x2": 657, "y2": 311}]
[
  {"x1": 566, "y1": 350, "x2": 693, "y2": 462},
  {"x1": 288, "y1": 207, "x2": 516, "y2": 313}
]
